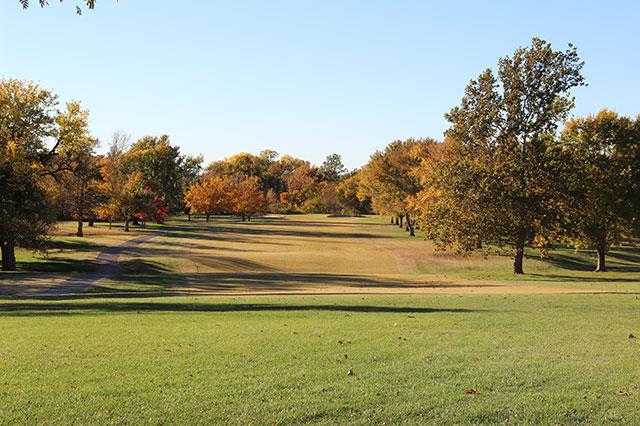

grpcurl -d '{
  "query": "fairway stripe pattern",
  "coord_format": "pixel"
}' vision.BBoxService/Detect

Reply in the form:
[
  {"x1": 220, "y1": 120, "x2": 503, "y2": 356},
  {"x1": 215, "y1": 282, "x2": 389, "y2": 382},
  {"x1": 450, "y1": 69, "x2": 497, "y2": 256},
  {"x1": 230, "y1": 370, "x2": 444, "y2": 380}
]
[{"x1": 37, "y1": 233, "x2": 158, "y2": 297}]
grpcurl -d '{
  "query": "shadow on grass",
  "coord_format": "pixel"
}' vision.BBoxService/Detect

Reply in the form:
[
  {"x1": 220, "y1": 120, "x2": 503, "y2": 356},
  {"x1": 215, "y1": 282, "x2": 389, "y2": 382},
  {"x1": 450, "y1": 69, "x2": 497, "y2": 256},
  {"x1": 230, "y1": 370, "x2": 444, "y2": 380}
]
[
  {"x1": 526, "y1": 273, "x2": 640, "y2": 283},
  {"x1": 533, "y1": 248, "x2": 640, "y2": 274},
  {"x1": 0, "y1": 301, "x2": 479, "y2": 316},
  {"x1": 45, "y1": 239, "x2": 111, "y2": 253},
  {"x1": 154, "y1": 220, "x2": 384, "y2": 241},
  {"x1": 90, "y1": 271, "x2": 500, "y2": 295},
  {"x1": 119, "y1": 259, "x2": 171, "y2": 275},
  {"x1": 8, "y1": 258, "x2": 99, "y2": 274}
]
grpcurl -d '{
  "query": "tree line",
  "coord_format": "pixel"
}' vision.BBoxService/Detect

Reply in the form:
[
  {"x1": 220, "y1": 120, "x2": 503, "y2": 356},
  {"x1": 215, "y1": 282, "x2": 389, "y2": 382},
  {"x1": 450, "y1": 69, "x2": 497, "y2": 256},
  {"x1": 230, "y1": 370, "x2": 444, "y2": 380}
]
[
  {"x1": 0, "y1": 81, "x2": 370, "y2": 270},
  {"x1": 357, "y1": 38, "x2": 640, "y2": 274},
  {"x1": 185, "y1": 152, "x2": 370, "y2": 222},
  {"x1": 1, "y1": 38, "x2": 639, "y2": 274}
]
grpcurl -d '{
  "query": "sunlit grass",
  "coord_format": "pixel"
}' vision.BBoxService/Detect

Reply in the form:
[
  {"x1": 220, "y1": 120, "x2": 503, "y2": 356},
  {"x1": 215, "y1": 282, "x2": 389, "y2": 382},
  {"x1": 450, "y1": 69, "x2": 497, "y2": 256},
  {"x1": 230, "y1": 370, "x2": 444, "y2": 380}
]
[
  {"x1": 0, "y1": 293, "x2": 638, "y2": 423},
  {"x1": 3, "y1": 215, "x2": 639, "y2": 296}
]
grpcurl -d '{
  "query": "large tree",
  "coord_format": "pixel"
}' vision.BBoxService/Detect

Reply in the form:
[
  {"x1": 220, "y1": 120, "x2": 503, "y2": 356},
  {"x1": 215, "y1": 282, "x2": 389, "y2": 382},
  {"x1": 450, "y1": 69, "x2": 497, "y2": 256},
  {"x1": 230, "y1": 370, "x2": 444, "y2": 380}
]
[
  {"x1": 123, "y1": 135, "x2": 187, "y2": 212},
  {"x1": 184, "y1": 175, "x2": 232, "y2": 222},
  {"x1": 558, "y1": 110, "x2": 640, "y2": 272},
  {"x1": 55, "y1": 101, "x2": 100, "y2": 237},
  {"x1": 0, "y1": 80, "x2": 59, "y2": 271},
  {"x1": 439, "y1": 38, "x2": 585, "y2": 273},
  {"x1": 96, "y1": 134, "x2": 154, "y2": 232}
]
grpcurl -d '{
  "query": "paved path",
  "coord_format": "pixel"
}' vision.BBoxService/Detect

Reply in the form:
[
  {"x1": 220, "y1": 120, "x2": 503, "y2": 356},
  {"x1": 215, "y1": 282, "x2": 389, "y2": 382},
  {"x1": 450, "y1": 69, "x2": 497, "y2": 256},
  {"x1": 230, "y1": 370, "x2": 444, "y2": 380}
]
[{"x1": 37, "y1": 233, "x2": 158, "y2": 297}]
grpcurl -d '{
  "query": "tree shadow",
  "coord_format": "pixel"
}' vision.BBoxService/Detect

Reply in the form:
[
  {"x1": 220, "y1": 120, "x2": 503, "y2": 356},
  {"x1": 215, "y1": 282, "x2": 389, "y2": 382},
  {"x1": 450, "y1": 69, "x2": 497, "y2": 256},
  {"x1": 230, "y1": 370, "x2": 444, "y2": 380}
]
[
  {"x1": 10, "y1": 258, "x2": 99, "y2": 274},
  {"x1": 156, "y1": 220, "x2": 383, "y2": 241},
  {"x1": 535, "y1": 249, "x2": 640, "y2": 273},
  {"x1": 45, "y1": 239, "x2": 111, "y2": 253},
  {"x1": 0, "y1": 300, "x2": 480, "y2": 317},
  {"x1": 526, "y1": 273, "x2": 640, "y2": 283},
  {"x1": 207, "y1": 225, "x2": 383, "y2": 240},
  {"x1": 119, "y1": 259, "x2": 172, "y2": 275},
  {"x1": 86, "y1": 271, "x2": 500, "y2": 296},
  {"x1": 233, "y1": 217, "x2": 379, "y2": 228}
]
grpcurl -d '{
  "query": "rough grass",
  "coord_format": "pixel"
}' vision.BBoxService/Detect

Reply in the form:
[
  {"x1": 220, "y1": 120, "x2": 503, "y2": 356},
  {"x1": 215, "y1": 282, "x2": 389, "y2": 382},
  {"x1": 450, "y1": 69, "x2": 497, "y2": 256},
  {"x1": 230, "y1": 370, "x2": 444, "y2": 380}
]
[
  {"x1": 2, "y1": 215, "x2": 639, "y2": 296},
  {"x1": 102, "y1": 214, "x2": 640, "y2": 295},
  {"x1": 0, "y1": 294, "x2": 638, "y2": 424}
]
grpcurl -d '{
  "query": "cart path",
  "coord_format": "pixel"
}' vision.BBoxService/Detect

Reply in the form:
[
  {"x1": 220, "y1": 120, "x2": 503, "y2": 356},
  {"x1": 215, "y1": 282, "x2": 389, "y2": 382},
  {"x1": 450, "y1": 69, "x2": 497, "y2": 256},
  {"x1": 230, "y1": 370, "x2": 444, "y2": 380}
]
[{"x1": 37, "y1": 233, "x2": 159, "y2": 297}]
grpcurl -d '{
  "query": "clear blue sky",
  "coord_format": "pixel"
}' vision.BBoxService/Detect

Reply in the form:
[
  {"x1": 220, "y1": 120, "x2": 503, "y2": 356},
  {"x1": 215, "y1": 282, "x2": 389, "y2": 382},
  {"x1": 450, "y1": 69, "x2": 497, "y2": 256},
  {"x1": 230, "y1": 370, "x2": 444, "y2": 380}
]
[{"x1": 1, "y1": 1, "x2": 639, "y2": 169}]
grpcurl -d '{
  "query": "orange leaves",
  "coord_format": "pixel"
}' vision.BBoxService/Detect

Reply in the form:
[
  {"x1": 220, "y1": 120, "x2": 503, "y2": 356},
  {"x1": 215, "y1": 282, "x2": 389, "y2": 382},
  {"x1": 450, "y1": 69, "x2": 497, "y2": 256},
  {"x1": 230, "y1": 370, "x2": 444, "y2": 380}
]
[
  {"x1": 231, "y1": 176, "x2": 265, "y2": 217},
  {"x1": 185, "y1": 175, "x2": 265, "y2": 218},
  {"x1": 185, "y1": 175, "x2": 232, "y2": 216}
]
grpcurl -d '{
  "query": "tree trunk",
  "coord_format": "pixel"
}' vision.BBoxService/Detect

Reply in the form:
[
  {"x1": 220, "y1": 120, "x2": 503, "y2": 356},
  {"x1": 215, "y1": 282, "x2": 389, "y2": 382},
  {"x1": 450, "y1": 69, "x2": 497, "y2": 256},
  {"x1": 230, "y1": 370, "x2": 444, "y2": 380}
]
[
  {"x1": 206, "y1": 214, "x2": 210, "y2": 222},
  {"x1": 390, "y1": 217, "x2": 394, "y2": 224},
  {"x1": 1, "y1": 240, "x2": 17, "y2": 271},
  {"x1": 398, "y1": 215, "x2": 403, "y2": 228},
  {"x1": 124, "y1": 218, "x2": 130, "y2": 232},
  {"x1": 406, "y1": 213, "x2": 415, "y2": 237},
  {"x1": 595, "y1": 240, "x2": 607, "y2": 272},
  {"x1": 513, "y1": 241, "x2": 525, "y2": 274},
  {"x1": 76, "y1": 220, "x2": 84, "y2": 237},
  {"x1": 188, "y1": 213, "x2": 191, "y2": 221},
  {"x1": 88, "y1": 219, "x2": 94, "y2": 227}
]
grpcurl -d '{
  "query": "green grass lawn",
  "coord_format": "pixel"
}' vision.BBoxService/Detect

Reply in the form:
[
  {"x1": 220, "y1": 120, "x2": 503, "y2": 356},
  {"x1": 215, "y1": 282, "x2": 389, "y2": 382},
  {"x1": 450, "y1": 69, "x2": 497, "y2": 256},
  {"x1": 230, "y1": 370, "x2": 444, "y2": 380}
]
[
  {"x1": 1, "y1": 215, "x2": 639, "y2": 423},
  {"x1": 1, "y1": 293, "x2": 639, "y2": 424}
]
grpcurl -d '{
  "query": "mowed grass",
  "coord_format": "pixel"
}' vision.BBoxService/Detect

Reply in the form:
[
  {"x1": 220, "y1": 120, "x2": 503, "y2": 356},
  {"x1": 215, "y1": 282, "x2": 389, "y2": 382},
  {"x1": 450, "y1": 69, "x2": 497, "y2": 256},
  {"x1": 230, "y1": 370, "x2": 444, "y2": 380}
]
[
  {"x1": 0, "y1": 223, "x2": 149, "y2": 295},
  {"x1": 3, "y1": 215, "x2": 640, "y2": 296},
  {"x1": 93, "y1": 214, "x2": 639, "y2": 295},
  {"x1": 1, "y1": 215, "x2": 640, "y2": 423},
  {"x1": 0, "y1": 294, "x2": 639, "y2": 424}
]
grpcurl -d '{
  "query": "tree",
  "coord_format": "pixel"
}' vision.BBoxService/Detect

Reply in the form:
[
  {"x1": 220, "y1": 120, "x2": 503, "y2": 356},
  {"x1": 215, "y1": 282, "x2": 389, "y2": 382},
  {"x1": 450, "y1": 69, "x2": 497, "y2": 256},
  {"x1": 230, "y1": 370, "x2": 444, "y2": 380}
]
[
  {"x1": 55, "y1": 101, "x2": 100, "y2": 237},
  {"x1": 439, "y1": 38, "x2": 585, "y2": 273},
  {"x1": 0, "y1": 79, "x2": 58, "y2": 270},
  {"x1": 96, "y1": 134, "x2": 153, "y2": 232},
  {"x1": 279, "y1": 163, "x2": 318, "y2": 212},
  {"x1": 230, "y1": 176, "x2": 265, "y2": 220},
  {"x1": 336, "y1": 172, "x2": 370, "y2": 216},
  {"x1": 558, "y1": 110, "x2": 640, "y2": 271},
  {"x1": 179, "y1": 154, "x2": 203, "y2": 220},
  {"x1": 414, "y1": 138, "x2": 490, "y2": 252},
  {"x1": 318, "y1": 153, "x2": 347, "y2": 182},
  {"x1": 184, "y1": 175, "x2": 232, "y2": 222},
  {"x1": 123, "y1": 135, "x2": 186, "y2": 212},
  {"x1": 359, "y1": 139, "x2": 433, "y2": 236}
]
